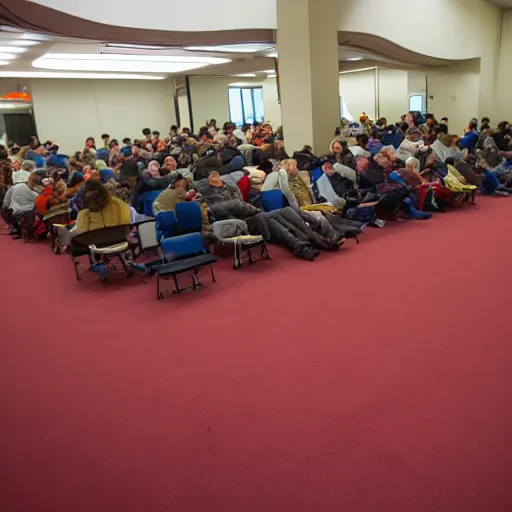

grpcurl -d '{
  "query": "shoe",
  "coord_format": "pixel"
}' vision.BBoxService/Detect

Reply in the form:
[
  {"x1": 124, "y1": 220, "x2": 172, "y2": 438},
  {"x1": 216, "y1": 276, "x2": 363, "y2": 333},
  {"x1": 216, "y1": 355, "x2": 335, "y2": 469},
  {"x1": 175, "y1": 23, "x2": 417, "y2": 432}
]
[
  {"x1": 91, "y1": 263, "x2": 108, "y2": 278},
  {"x1": 128, "y1": 261, "x2": 148, "y2": 273},
  {"x1": 403, "y1": 198, "x2": 432, "y2": 220}
]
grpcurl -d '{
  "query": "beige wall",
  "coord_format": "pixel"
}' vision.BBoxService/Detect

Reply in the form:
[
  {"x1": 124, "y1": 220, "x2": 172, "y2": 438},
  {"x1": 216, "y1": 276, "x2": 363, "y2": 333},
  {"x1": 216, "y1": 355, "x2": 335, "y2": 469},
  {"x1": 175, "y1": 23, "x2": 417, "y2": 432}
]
[
  {"x1": 339, "y1": 69, "x2": 376, "y2": 121},
  {"x1": 339, "y1": 68, "x2": 407, "y2": 124},
  {"x1": 408, "y1": 61, "x2": 481, "y2": 135},
  {"x1": 497, "y1": 11, "x2": 512, "y2": 122},
  {"x1": 377, "y1": 68, "x2": 408, "y2": 125},
  {"x1": 188, "y1": 76, "x2": 281, "y2": 131},
  {"x1": 30, "y1": 78, "x2": 176, "y2": 154}
]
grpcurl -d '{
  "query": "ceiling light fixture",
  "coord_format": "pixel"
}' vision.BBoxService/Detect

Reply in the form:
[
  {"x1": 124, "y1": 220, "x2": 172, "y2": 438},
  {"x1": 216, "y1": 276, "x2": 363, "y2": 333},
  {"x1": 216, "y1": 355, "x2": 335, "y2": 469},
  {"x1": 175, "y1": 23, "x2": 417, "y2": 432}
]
[
  {"x1": 0, "y1": 60, "x2": 10, "y2": 65},
  {"x1": 105, "y1": 43, "x2": 172, "y2": 50},
  {"x1": 0, "y1": 71, "x2": 165, "y2": 80},
  {"x1": 268, "y1": 52, "x2": 278, "y2": 58},
  {"x1": 0, "y1": 46, "x2": 27, "y2": 53},
  {"x1": 346, "y1": 57, "x2": 364, "y2": 61},
  {"x1": 184, "y1": 43, "x2": 274, "y2": 53},
  {"x1": 235, "y1": 73, "x2": 257, "y2": 77},
  {"x1": 33, "y1": 53, "x2": 230, "y2": 73},
  {"x1": 267, "y1": 74, "x2": 277, "y2": 78},
  {"x1": 260, "y1": 69, "x2": 275, "y2": 74},
  {"x1": 0, "y1": 53, "x2": 16, "y2": 60},
  {"x1": 6, "y1": 40, "x2": 40, "y2": 46}
]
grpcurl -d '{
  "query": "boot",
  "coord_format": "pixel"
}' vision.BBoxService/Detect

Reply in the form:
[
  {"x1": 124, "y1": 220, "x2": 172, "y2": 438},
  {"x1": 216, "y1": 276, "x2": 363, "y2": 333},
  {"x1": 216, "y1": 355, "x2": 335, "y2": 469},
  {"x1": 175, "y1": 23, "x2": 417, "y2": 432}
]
[{"x1": 403, "y1": 198, "x2": 432, "y2": 220}]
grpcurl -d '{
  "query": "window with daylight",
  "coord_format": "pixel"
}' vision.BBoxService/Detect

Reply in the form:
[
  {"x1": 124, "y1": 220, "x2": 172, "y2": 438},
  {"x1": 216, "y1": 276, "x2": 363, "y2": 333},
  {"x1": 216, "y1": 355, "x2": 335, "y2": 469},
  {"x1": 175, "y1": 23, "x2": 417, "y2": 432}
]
[
  {"x1": 228, "y1": 87, "x2": 264, "y2": 126},
  {"x1": 409, "y1": 95, "x2": 424, "y2": 113}
]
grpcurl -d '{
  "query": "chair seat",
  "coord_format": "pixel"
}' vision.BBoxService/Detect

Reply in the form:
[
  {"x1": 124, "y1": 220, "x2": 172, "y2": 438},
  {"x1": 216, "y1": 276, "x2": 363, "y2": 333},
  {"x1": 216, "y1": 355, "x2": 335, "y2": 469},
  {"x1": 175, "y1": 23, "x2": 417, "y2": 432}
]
[
  {"x1": 155, "y1": 254, "x2": 218, "y2": 277},
  {"x1": 225, "y1": 235, "x2": 264, "y2": 245},
  {"x1": 89, "y1": 242, "x2": 129, "y2": 255}
]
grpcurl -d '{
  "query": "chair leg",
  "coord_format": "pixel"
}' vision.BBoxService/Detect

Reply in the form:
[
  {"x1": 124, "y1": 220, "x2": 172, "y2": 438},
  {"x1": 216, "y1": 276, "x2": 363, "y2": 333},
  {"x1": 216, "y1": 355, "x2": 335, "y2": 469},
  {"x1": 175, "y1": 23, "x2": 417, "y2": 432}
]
[
  {"x1": 261, "y1": 242, "x2": 270, "y2": 260},
  {"x1": 247, "y1": 247, "x2": 254, "y2": 265},
  {"x1": 209, "y1": 264, "x2": 216, "y2": 283},
  {"x1": 69, "y1": 252, "x2": 81, "y2": 281},
  {"x1": 233, "y1": 243, "x2": 241, "y2": 270},
  {"x1": 156, "y1": 274, "x2": 163, "y2": 300},
  {"x1": 119, "y1": 254, "x2": 133, "y2": 278},
  {"x1": 355, "y1": 235, "x2": 360, "y2": 245},
  {"x1": 172, "y1": 274, "x2": 181, "y2": 294}
]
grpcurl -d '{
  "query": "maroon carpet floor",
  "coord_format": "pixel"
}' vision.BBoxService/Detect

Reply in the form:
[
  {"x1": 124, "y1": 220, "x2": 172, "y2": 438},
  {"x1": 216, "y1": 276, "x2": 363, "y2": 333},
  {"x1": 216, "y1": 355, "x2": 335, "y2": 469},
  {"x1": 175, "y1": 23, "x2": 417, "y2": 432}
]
[{"x1": 1, "y1": 197, "x2": 512, "y2": 512}]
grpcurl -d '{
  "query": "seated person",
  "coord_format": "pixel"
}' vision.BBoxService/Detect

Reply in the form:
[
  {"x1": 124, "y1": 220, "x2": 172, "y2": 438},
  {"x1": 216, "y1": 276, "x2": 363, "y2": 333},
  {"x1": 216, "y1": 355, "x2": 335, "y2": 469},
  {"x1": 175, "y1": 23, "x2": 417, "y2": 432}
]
[
  {"x1": 132, "y1": 160, "x2": 173, "y2": 211},
  {"x1": 199, "y1": 172, "x2": 338, "y2": 260},
  {"x1": 265, "y1": 159, "x2": 345, "y2": 244},
  {"x1": 152, "y1": 174, "x2": 189, "y2": 215},
  {"x1": 459, "y1": 120, "x2": 479, "y2": 153},
  {"x1": 2, "y1": 170, "x2": 39, "y2": 221},
  {"x1": 399, "y1": 157, "x2": 426, "y2": 187},
  {"x1": 198, "y1": 171, "x2": 259, "y2": 220},
  {"x1": 313, "y1": 160, "x2": 355, "y2": 209},
  {"x1": 329, "y1": 139, "x2": 357, "y2": 169},
  {"x1": 72, "y1": 180, "x2": 131, "y2": 235},
  {"x1": 492, "y1": 121, "x2": 511, "y2": 152}
]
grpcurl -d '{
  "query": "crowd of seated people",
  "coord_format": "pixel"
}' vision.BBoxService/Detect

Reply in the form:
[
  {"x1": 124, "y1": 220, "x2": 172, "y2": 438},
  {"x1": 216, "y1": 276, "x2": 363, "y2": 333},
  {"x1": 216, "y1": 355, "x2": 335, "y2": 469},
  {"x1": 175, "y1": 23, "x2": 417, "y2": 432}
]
[{"x1": 1, "y1": 111, "x2": 511, "y2": 274}]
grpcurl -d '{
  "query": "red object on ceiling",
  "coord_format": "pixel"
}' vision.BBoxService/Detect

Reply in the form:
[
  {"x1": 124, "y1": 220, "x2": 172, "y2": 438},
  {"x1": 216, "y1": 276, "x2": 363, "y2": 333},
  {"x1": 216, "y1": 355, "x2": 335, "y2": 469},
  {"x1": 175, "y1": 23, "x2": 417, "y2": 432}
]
[{"x1": 2, "y1": 91, "x2": 31, "y2": 101}]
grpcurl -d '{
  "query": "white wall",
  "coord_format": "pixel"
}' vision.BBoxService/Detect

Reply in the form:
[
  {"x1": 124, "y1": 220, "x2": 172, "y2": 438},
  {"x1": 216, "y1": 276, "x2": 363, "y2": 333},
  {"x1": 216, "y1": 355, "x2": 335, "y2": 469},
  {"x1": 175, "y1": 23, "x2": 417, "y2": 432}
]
[
  {"x1": 339, "y1": 0, "x2": 501, "y2": 120},
  {"x1": 30, "y1": 0, "x2": 277, "y2": 31},
  {"x1": 408, "y1": 61, "x2": 481, "y2": 135},
  {"x1": 497, "y1": 11, "x2": 512, "y2": 122},
  {"x1": 177, "y1": 87, "x2": 191, "y2": 129},
  {"x1": 339, "y1": 69, "x2": 376, "y2": 121},
  {"x1": 377, "y1": 68, "x2": 408, "y2": 124},
  {"x1": 30, "y1": 79, "x2": 176, "y2": 154},
  {"x1": 188, "y1": 76, "x2": 281, "y2": 131}
]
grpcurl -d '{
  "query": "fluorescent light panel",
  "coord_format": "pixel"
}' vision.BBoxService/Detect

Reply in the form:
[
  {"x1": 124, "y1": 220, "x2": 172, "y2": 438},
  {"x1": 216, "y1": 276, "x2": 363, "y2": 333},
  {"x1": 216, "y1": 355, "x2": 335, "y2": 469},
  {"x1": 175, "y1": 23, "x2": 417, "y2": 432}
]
[
  {"x1": 33, "y1": 53, "x2": 230, "y2": 73},
  {"x1": 0, "y1": 71, "x2": 165, "y2": 80},
  {"x1": 235, "y1": 73, "x2": 257, "y2": 77},
  {"x1": 6, "y1": 40, "x2": 40, "y2": 46},
  {"x1": 0, "y1": 46, "x2": 27, "y2": 53},
  {"x1": 267, "y1": 74, "x2": 277, "y2": 78},
  {"x1": 0, "y1": 61, "x2": 10, "y2": 65},
  {"x1": 184, "y1": 43, "x2": 274, "y2": 53}
]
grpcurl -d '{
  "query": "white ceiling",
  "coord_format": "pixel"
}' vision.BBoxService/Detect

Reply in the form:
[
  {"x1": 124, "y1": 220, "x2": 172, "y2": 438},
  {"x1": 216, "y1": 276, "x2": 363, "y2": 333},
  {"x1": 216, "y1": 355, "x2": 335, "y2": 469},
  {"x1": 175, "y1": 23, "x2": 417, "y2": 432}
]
[{"x1": 486, "y1": 0, "x2": 512, "y2": 7}]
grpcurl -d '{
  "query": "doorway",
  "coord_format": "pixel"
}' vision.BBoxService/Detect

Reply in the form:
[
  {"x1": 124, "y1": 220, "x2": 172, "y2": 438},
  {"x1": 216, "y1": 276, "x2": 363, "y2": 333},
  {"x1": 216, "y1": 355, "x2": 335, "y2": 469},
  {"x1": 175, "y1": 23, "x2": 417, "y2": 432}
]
[{"x1": 3, "y1": 112, "x2": 38, "y2": 145}]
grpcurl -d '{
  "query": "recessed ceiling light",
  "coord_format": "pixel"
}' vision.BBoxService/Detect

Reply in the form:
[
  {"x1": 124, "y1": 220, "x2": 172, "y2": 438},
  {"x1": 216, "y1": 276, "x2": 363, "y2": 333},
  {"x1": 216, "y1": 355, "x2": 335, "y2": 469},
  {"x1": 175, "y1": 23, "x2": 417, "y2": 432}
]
[
  {"x1": 32, "y1": 53, "x2": 230, "y2": 73},
  {"x1": 0, "y1": 53, "x2": 16, "y2": 60},
  {"x1": 0, "y1": 61, "x2": 10, "y2": 65},
  {"x1": 184, "y1": 43, "x2": 274, "y2": 53},
  {"x1": 105, "y1": 43, "x2": 172, "y2": 50},
  {"x1": 0, "y1": 71, "x2": 165, "y2": 80},
  {"x1": 0, "y1": 46, "x2": 27, "y2": 53},
  {"x1": 235, "y1": 73, "x2": 257, "y2": 77},
  {"x1": 267, "y1": 74, "x2": 277, "y2": 78},
  {"x1": 6, "y1": 40, "x2": 40, "y2": 46}
]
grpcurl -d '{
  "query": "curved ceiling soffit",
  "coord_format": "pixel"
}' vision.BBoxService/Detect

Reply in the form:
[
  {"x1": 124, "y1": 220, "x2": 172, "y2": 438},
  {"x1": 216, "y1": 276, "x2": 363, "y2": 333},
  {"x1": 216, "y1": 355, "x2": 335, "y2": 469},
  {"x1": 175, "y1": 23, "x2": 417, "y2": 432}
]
[
  {"x1": 338, "y1": 31, "x2": 478, "y2": 68},
  {"x1": 0, "y1": 0, "x2": 275, "y2": 45}
]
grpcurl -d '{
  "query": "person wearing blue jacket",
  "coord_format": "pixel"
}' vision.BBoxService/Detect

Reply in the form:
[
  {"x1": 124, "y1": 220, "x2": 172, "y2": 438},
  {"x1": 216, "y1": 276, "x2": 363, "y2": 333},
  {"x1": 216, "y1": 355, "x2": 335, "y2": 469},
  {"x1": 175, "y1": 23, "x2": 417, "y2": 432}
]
[{"x1": 459, "y1": 121, "x2": 479, "y2": 153}]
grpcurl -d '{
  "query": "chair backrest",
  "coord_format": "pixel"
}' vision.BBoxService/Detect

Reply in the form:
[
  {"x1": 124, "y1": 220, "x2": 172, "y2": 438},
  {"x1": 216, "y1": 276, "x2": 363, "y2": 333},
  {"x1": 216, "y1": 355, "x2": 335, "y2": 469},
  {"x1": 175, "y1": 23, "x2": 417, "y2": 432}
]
[
  {"x1": 160, "y1": 232, "x2": 207, "y2": 260},
  {"x1": 138, "y1": 220, "x2": 158, "y2": 250},
  {"x1": 260, "y1": 189, "x2": 286, "y2": 212},
  {"x1": 155, "y1": 211, "x2": 178, "y2": 241},
  {"x1": 175, "y1": 201, "x2": 203, "y2": 234},
  {"x1": 72, "y1": 225, "x2": 130, "y2": 248},
  {"x1": 143, "y1": 190, "x2": 163, "y2": 217}
]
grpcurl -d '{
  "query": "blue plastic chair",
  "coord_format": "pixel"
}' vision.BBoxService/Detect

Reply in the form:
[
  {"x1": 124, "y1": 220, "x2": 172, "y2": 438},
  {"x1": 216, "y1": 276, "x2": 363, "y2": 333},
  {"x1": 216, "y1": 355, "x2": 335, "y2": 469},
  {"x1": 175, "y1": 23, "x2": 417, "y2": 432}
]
[
  {"x1": 260, "y1": 189, "x2": 286, "y2": 212},
  {"x1": 156, "y1": 211, "x2": 179, "y2": 241},
  {"x1": 175, "y1": 202, "x2": 203, "y2": 234}
]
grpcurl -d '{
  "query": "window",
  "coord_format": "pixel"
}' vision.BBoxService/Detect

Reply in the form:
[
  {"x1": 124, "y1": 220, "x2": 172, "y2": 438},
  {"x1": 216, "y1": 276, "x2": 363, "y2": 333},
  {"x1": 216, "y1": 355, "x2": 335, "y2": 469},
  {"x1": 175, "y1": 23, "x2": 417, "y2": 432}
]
[
  {"x1": 228, "y1": 87, "x2": 264, "y2": 126},
  {"x1": 409, "y1": 95, "x2": 424, "y2": 113}
]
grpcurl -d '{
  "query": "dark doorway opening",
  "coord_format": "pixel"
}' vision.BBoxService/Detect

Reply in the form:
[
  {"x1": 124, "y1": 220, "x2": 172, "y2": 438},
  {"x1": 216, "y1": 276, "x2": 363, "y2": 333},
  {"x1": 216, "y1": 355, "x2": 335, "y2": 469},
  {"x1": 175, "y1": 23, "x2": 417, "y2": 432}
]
[{"x1": 4, "y1": 113, "x2": 38, "y2": 146}]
